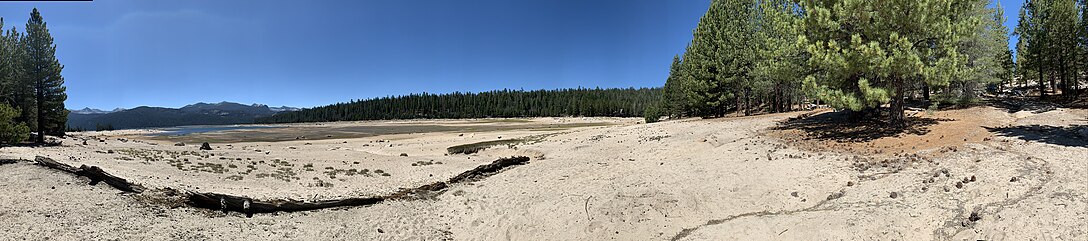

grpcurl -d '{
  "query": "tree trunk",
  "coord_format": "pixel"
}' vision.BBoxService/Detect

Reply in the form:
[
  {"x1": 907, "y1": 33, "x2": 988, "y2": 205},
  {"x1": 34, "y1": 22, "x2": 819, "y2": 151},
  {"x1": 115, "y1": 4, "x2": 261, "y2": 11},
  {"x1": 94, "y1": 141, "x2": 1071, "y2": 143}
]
[
  {"x1": 889, "y1": 79, "x2": 906, "y2": 128},
  {"x1": 35, "y1": 78, "x2": 43, "y2": 144},
  {"x1": 922, "y1": 83, "x2": 930, "y2": 102},
  {"x1": 1039, "y1": 64, "x2": 1047, "y2": 99}
]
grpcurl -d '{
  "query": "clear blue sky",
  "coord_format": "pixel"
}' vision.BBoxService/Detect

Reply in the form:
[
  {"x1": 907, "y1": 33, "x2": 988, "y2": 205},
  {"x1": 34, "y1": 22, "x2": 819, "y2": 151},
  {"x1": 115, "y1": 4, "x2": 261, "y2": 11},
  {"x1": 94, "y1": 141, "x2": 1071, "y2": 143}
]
[{"x1": 0, "y1": 0, "x2": 1023, "y2": 110}]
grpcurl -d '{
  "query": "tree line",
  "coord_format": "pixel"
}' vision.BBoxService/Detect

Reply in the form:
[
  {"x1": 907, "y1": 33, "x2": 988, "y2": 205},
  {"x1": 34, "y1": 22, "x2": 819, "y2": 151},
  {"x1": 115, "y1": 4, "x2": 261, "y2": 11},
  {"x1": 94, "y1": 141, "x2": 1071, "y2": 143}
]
[
  {"x1": 1014, "y1": 0, "x2": 1088, "y2": 98},
  {"x1": 0, "y1": 8, "x2": 67, "y2": 145},
  {"x1": 661, "y1": 0, "x2": 1024, "y2": 127},
  {"x1": 258, "y1": 88, "x2": 662, "y2": 123}
]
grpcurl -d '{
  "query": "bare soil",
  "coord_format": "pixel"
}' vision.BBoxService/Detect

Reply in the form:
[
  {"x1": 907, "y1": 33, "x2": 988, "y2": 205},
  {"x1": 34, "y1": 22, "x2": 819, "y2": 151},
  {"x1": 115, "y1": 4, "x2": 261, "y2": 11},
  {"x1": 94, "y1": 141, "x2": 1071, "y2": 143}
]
[{"x1": 1, "y1": 109, "x2": 1085, "y2": 240}]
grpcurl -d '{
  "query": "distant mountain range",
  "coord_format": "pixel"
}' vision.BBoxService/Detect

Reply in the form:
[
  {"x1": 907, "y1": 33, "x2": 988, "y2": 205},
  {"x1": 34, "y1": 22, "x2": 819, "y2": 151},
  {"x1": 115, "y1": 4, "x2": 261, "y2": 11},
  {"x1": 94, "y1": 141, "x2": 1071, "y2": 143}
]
[{"x1": 67, "y1": 102, "x2": 299, "y2": 130}]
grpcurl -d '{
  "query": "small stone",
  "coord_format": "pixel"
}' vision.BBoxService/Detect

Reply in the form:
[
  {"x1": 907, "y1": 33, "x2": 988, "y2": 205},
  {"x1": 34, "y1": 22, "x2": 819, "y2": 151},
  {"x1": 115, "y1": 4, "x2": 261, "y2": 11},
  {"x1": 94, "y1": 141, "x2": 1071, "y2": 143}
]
[
  {"x1": 889, "y1": 192, "x2": 898, "y2": 199},
  {"x1": 955, "y1": 182, "x2": 963, "y2": 189},
  {"x1": 400, "y1": 153, "x2": 408, "y2": 157},
  {"x1": 790, "y1": 191, "x2": 798, "y2": 197},
  {"x1": 377, "y1": 228, "x2": 384, "y2": 233},
  {"x1": 846, "y1": 181, "x2": 854, "y2": 187},
  {"x1": 970, "y1": 175, "x2": 976, "y2": 182},
  {"x1": 1010, "y1": 177, "x2": 1018, "y2": 182},
  {"x1": 174, "y1": 142, "x2": 185, "y2": 146},
  {"x1": 968, "y1": 212, "x2": 982, "y2": 222},
  {"x1": 200, "y1": 142, "x2": 212, "y2": 150}
]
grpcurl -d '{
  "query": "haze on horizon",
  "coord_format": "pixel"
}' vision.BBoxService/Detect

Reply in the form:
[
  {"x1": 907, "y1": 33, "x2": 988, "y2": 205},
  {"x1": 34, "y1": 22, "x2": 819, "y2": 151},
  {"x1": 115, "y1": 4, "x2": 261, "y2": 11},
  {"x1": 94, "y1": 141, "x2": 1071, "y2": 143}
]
[{"x1": 0, "y1": 0, "x2": 1022, "y2": 110}]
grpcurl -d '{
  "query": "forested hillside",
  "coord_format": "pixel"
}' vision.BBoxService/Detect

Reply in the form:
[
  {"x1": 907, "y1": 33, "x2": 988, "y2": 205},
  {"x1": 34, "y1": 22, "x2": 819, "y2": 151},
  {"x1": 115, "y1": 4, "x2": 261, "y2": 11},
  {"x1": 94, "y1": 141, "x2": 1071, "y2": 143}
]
[
  {"x1": 68, "y1": 102, "x2": 290, "y2": 130},
  {"x1": 258, "y1": 88, "x2": 661, "y2": 123}
]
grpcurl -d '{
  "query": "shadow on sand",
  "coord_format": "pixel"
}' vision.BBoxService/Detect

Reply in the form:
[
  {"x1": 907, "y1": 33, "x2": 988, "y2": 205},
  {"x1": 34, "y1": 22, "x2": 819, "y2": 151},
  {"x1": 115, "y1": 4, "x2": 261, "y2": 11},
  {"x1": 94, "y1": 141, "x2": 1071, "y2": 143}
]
[
  {"x1": 775, "y1": 111, "x2": 943, "y2": 142},
  {"x1": 986, "y1": 125, "x2": 1087, "y2": 147}
]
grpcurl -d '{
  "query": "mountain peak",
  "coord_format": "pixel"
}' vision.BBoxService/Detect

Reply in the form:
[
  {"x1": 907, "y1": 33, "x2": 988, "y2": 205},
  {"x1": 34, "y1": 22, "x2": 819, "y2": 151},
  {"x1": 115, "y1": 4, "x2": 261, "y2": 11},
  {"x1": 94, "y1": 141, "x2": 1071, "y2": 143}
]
[{"x1": 69, "y1": 101, "x2": 297, "y2": 130}]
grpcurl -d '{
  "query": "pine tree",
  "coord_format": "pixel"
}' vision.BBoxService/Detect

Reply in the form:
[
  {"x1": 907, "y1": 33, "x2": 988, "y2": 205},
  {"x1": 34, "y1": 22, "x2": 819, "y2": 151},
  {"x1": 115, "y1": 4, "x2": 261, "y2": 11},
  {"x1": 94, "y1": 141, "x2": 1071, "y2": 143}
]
[
  {"x1": 6, "y1": 26, "x2": 34, "y2": 136},
  {"x1": 955, "y1": 1, "x2": 1011, "y2": 102},
  {"x1": 0, "y1": 103, "x2": 29, "y2": 145},
  {"x1": 799, "y1": 0, "x2": 982, "y2": 127},
  {"x1": 752, "y1": 0, "x2": 802, "y2": 114},
  {"x1": 24, "y1": 8, "x2": 66, "y2": 143},
  {"x1": 662, "y1": 55, "x2": 685, "y2": 117}
]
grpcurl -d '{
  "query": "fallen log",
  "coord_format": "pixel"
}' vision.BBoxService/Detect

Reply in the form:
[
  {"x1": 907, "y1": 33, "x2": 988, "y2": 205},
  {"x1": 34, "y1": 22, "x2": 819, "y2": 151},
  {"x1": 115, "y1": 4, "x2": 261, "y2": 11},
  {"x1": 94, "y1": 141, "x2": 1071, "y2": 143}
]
[
  {"x1": 188, "y1": 192, "x2": 383, "y2": 216},
  {"x1": 448, "y1": 156, "x2": 530, "y2": 183},
  {"x1": 34, "y1": 156, "x2": 145, "y2": 193},
  {"x1": 0, "y1": 159, "x2": 22, "y2": 165},
  {"x1": 29, "y1": 155, "x2": 530, "y2": 216},
  {"x1": 187, "y1": 156, "x2": 530, "y2": 215}
]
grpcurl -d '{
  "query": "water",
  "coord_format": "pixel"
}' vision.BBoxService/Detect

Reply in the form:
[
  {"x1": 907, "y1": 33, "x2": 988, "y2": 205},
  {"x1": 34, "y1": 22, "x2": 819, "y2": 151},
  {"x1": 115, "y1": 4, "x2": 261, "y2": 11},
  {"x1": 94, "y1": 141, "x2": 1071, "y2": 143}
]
[{"x1": 148, "y1": 125, "x2": 278, "y2": 136}]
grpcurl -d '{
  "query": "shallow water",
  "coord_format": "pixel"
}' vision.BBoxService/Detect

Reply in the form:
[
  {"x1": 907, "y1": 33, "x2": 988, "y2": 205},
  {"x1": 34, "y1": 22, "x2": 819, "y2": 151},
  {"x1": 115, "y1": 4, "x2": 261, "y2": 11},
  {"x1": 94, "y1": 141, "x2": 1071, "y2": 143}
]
[{"x1": 148, "y1": 125, "x2": 279, "y2": 136}]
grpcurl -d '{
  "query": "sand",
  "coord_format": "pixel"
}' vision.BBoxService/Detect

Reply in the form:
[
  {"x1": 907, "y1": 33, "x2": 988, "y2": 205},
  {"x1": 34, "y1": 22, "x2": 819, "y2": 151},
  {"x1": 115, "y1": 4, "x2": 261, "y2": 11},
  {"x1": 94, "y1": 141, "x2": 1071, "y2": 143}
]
[{"x1": 1, "y1": 108, "x2": 1085, "y2": 240}]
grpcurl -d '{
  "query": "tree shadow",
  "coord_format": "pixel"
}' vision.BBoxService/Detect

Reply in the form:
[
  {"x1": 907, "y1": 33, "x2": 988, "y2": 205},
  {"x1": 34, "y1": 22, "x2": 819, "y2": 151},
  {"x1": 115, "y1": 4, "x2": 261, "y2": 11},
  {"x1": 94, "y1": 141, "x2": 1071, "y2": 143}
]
[
  {"x1": 775, "y1": 111, "x2": 943, "y2": 142},
  {"x1": 985, "y1": 125, "x2": 1087, "y2": 147}
]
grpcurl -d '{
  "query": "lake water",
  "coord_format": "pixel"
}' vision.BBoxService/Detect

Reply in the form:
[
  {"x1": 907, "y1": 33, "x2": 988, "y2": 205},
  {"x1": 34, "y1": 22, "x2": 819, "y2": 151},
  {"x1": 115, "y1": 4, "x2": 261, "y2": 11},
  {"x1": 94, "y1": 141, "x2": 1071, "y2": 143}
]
[{"x1": 148, "y1": 125, "x2": 279, "y2": 136}]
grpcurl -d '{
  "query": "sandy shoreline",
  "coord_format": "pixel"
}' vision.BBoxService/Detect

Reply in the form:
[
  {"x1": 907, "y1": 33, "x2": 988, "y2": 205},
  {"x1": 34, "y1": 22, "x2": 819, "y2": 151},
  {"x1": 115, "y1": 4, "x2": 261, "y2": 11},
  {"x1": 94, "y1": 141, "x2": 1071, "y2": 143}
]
[{"x1": 1, "y1": 107, "x2": 1085, "y2": 240}]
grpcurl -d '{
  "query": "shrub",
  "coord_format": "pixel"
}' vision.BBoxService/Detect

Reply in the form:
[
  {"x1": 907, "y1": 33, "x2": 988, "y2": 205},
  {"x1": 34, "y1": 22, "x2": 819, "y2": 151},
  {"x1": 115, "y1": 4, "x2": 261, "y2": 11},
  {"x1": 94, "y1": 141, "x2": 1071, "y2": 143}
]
[
  {"x1": 0, "y1": 104, "x2": 30, "y2": 145},
  {"x1": 643, "y1": 106, "x2": 661, "y2": 123}
]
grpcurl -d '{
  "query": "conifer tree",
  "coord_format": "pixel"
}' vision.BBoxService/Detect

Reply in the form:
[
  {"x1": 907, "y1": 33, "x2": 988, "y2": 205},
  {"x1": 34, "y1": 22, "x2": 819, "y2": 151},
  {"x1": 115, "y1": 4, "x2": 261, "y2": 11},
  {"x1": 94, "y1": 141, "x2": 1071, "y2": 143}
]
[
  {"x1": 6, "y1": 26, "x2": 34, "y2": 135},
  {"x1": 662, "y1": 55, "x2": 685, "y2": 117},
  {"x1": 798, "y1": 0, "x2": 978, "y2": 126},
  {"x1": 0, "y1": 103, "x2": 28, "y2": 145},
  {"x1": 24, "y1": 8, "x2": 66, "y2": 142}
]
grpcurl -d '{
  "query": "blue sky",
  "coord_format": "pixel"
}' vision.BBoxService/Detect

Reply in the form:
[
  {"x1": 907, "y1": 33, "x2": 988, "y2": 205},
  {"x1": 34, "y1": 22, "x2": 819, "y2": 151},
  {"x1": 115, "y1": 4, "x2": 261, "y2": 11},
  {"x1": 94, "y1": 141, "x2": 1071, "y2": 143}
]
[{"x1": 0, "y1": 0, "x2": 1023, "y2": 110}]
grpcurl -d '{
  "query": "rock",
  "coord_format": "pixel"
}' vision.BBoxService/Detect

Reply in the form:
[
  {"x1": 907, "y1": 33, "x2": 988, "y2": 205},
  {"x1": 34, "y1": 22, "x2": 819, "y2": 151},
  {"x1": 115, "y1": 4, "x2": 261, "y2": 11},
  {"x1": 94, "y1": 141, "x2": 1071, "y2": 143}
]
[
  {"x1": 969, "y1": 212, "x2": 982, "y2": 222},
  {"x1": 790, "y1": 191, "x2": 798, "y2": 197},
  {"x1": 400, "y1": 153, "x2": 408, "y2": 157},
  {"x1": 200, "y1": 142, "x2": 213, "y2": 150},
  {"x1": 846, "y1": 181, "x2": 854, "y2": 186},
  {"x1": 174, "y1": 142, "x2": 185, "y2": 146},
  {"x1": 826, "y1": 190, "x2": 845, "y2": 200},
  {"x1": 970, "y1": 175, "x2": 976, "y2": 182},
  {"x1": 107, "y1": 150, "x2": 114, "y2": 154},
  {"x1": 1010, "y1": 177, "x2": 1018, "y2": 182},
  {"x1": 955, "y1": 182, "x2": 963, "y2": 189},
  {"x1": 890, "y1": 192, "x2": 899, "y2": 199}
]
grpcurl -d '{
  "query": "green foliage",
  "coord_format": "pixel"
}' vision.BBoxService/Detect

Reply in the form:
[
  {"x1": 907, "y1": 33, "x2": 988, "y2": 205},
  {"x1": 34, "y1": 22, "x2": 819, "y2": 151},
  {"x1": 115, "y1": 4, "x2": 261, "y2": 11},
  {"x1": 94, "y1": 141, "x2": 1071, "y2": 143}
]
[
  {"x1": 661, "y1": 55, "x2": 685, "y2": 117},
  {"x1": 798, "y1": 0, "x2": 983, "y2": 125},
  {"x1": 24, "y1": 8, "x2": 68, "y2": 141},
  {"x1": 0, "y1": 103, "x2": 29, "y2": 145},
  {"x1": 259, "y1": 88, "x2": 662, "y2": 123},
  {"x1": 0, "y1": 9, "x2": 68, "y2": 143},
  {"x1": 665, "y1": 0, "x2": 805, "y2": 118},
  {"x1": 1015, "y1": 0, "x2": 1085, "y2": 98},
  {"x1": 643, "y1": 106, "x2": 661, "y2": 123}
]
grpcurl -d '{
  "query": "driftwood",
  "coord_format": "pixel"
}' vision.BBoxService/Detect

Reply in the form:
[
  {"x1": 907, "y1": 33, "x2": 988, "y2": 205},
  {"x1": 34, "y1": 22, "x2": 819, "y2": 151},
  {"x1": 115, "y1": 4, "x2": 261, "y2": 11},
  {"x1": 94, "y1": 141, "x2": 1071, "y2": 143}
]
[
  {"x1": 188, "y1": 156, "x2": 530, "y2": 215},
  {"x1": 188, "y1": 192, "x2": 383, "y2": 215},
  {"x1": 0, "y1": 159, "x2": 21, "y2": 165},
  {"x1": 27, "y1": 155, "x2": 530, "y2": 216},
  {"x1": 34, "y1": 156, "x2": 145, "y2": 193}
]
